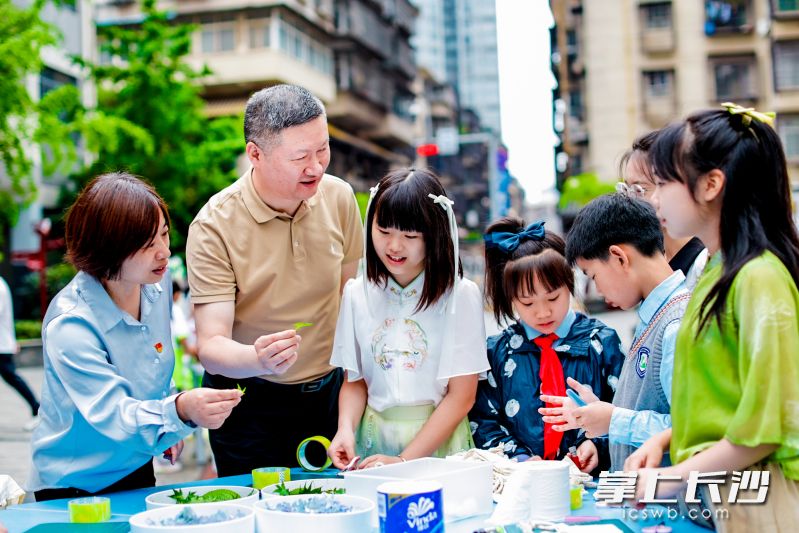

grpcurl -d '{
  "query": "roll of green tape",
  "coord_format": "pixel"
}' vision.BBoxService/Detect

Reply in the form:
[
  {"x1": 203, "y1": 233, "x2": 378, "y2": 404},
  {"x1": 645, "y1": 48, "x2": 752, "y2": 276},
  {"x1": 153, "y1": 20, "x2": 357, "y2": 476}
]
[
  {"x1": 68, "y1": 497, "x2": 111, "y2": 523},
  {"x1": 296, "y1": 435, "x2": 332, "y2": 471},
  {"x1": 252, "y1": 466, "x2": 291, "y2": 489}
]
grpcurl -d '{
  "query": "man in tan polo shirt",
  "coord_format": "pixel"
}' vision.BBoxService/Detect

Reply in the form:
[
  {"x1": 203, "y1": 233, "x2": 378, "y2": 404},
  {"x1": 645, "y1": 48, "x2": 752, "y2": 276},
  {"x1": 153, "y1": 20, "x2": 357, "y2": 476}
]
[{"x1": 186, "y1": 85, "x2": 363, "y2": 475}]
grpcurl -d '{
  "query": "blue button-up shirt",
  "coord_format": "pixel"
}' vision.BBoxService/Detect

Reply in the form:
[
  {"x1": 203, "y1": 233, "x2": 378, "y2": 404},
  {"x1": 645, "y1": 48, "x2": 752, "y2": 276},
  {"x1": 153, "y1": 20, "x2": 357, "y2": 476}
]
[
  {"x1": 28, "y1": 271, "x2": 194, "y2": 492},
  {"x1": 608, "y1": 270, "x2": 686, "y2": 447}
]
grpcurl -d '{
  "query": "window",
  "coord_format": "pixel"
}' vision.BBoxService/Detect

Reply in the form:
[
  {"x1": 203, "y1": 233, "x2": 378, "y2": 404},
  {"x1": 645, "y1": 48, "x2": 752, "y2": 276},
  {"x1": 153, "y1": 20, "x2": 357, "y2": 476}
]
[
  {"x1": 775, "y1": 41, "x2": 799, "y2": 91},
  {"x1": 711, "y1": 56, "x2": 756, "y2": 101},
  {"x1": 219, "y1": 28, "x2": 235, "y2": 51},
  {"x1": 275, "y1": 19, "x2": 333, "y2": 75},
  {"x1": 566, "y1": 29, "x2": 578, "y2": 56},
  {"x1": 568, "y1": 89, "x2": 583, "y2": 119},
  {"x1": 778, "y1": 114, "x2": 799, "y2": 161},
  {"x1": 571, "y1": 153, "x2": 583, "y2": 175},
  {"x1": 642, "y1": 70, "x2": 676, "y2": 124},
  {"x1": 279, "y1": 23, "x2": 288, "y2": 51},
  {"x1": 200, "y1": 23, "x2": 236, "y2": 53},
  {"x1": 295, "y1": 34, "x2": 305, "y2": 59},
  {"x1": 642, "y1": 3, "x2": 672, "y2": 28},
  {"x1": 40, "y1": 67, "x2": 77, "y2": 97},
  {"x1": 249, "y1": 20, "x2": 270, "y2": 49},
  {"x1": 643, "y1": 70, "x2": 673, "y2": 98},
  {"x1": 201, "y1": 30, "x2": 214, "y2": 53}
]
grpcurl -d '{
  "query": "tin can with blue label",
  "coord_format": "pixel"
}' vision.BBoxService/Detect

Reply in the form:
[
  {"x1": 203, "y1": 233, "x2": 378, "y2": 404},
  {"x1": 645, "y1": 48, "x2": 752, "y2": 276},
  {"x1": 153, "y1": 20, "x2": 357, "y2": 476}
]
[{"x1": 377, "y1": 480, "x2": 444, "y2": 533}]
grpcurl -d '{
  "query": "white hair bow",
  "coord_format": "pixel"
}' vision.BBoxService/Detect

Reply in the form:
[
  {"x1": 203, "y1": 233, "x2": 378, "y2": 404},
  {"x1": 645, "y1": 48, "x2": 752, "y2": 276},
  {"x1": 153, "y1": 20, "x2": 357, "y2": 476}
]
[
  {"x1": 361, "y1": 184, "x2": 381, "y2": 315},
  {"x1": 428, "y1": 193, "x2": 459, "y2": 315}
]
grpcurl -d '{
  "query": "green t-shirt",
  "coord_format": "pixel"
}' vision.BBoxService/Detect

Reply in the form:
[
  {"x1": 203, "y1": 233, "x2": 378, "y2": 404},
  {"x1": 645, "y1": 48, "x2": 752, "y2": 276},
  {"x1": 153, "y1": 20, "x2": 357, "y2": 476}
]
[{"x1": 672, "y1": 251, "x2": 799, "y2": 479}]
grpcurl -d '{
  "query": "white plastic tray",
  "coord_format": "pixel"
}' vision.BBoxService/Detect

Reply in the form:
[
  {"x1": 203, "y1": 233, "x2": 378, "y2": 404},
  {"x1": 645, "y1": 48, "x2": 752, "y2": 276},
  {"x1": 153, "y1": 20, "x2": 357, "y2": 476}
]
[{"x1": 342, "y1": 457, "x2": 493, "y2": 526}]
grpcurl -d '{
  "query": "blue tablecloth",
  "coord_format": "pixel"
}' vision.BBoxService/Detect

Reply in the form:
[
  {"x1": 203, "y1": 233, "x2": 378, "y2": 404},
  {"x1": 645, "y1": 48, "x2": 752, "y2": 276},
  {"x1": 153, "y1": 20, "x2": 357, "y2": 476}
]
[{"x1": 0, "y1": 468, "x2": 710, "y2": 533}]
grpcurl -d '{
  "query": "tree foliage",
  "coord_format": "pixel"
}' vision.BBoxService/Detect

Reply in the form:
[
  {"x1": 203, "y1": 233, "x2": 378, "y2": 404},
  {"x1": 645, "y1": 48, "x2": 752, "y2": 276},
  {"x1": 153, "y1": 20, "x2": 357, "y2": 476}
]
[
  {"x1": 68, "y1": 0, "x2": 244, "y2": 249},
  {"x1": 0, "y1": 0, "x2": 60, "y2": 228},
  {"x1": 558, "y1": 172, "x2": 617, "y2": 212}
]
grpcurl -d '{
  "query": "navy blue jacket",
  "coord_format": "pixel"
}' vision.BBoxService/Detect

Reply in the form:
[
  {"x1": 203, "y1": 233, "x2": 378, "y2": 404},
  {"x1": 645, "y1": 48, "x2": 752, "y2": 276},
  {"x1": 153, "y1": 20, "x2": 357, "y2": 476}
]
[{"x1": 469, "y1": 313, "x2": 624, "y2": 471}]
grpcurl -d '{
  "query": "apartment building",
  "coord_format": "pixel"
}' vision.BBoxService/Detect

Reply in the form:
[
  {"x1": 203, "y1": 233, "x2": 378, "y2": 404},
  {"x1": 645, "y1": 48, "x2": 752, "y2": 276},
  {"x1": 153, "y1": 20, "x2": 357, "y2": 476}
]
[
  {"x1": 412, "y1": 0, "x2": 502, "y2": 135},
  {"x1": 550, "y1": 0, "x2": 799, "y2": 187},
  {"x1": 96, "y1": 0, "x2": 419, "y2": 189}
]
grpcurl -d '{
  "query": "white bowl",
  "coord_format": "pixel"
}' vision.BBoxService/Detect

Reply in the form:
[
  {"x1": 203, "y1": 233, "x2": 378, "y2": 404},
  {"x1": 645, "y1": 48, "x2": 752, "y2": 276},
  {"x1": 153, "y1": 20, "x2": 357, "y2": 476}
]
[
  {"x1": 260, "y1": 478, "x2": 346, "y2": 500},
  {"x1": 253, "y1": 494, "x2": 374, "y2": 533},
  {"x1": 144, "y1": 485, "x2": 259, "y2": 510},
  {"x1": 129, "y1": 503, "x2": 254, "y2": 533}
]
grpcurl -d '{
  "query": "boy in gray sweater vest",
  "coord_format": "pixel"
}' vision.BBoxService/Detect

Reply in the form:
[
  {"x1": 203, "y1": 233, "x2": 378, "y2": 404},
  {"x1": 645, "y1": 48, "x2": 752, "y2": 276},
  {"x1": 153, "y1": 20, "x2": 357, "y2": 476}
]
[{"x1": 539, "y1": 194, "x2": 690, "y2": 471}]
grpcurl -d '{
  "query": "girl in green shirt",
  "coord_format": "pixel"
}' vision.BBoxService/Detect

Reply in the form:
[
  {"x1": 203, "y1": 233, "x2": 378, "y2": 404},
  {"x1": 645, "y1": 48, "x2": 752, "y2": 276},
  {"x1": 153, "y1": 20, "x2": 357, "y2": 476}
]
[{"x1": 624, "y1": 104, "x2": 799, "y2": 531}]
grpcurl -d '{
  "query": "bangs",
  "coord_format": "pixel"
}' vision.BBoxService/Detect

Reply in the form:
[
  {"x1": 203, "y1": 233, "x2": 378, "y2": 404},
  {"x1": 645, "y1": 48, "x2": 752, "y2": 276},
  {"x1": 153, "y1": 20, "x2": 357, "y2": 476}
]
[
  {"x1": 504, "y1": 251, "x2": 574, "y2": 301},
  {"x1": 103, "y1": 181, "x2": 167, "y2": 250},
  {"x1": 373, "y1": 179, "x2": 428, "y2": 233},
  {"x1": 627, "y1": 151, "x2": 657, "y2": 184},
  {"x1": 650, "y1": 122, "x2": 692, "y2": 185}
]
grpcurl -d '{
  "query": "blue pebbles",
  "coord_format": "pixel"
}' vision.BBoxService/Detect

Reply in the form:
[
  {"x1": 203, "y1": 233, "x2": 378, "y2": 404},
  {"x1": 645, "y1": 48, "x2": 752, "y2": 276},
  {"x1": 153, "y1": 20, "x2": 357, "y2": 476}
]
[{"x1": 267, "y1": 495, "x2": 353, "y2": 514}]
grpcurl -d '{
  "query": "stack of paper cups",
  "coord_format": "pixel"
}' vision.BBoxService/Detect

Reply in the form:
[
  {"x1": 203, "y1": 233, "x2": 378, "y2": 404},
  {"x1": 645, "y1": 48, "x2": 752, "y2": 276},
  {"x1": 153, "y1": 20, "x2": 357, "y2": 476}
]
[
  {"x1": 377, "y1": 480, "x2": 444, "y2": 533},
  {"x1": 490, "y1": 460, "x2": 571, "y2": 525}
]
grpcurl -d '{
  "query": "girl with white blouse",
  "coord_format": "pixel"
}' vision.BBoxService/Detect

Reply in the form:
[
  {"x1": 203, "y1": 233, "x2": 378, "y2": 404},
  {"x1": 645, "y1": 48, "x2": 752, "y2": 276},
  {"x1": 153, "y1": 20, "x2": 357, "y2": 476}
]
[{"x1": 327, "y1": 168, "x2": 489, "y2": 470}]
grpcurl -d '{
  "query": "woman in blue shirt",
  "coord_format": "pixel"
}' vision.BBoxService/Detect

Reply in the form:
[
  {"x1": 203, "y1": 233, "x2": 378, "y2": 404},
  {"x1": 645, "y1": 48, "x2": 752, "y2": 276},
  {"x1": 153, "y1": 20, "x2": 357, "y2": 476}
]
[{"x1": 29, "y1": 172, "x2": 242, "y2": 501}]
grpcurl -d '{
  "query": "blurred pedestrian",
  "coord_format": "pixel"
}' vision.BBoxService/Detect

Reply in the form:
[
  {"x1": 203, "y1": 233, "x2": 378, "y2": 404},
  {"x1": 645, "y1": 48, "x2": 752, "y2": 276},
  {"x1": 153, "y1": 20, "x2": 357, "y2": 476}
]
[{"x1": 0, "y1": 275, "x2": 40, "y2": 431}]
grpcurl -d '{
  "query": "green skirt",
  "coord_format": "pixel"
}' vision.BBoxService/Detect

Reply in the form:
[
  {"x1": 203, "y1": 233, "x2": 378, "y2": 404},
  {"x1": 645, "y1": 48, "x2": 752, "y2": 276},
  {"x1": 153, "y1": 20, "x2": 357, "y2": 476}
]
[{"x1": 356, "y1": 403, "x2": 473, "y2": 458}]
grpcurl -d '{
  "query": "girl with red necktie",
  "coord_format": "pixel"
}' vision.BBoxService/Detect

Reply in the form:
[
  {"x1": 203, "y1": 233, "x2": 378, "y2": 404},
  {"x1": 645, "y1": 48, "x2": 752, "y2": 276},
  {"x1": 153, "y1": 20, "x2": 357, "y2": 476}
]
[{"x1": 469, "y1": 218, "x2": 624, "y2": 474}]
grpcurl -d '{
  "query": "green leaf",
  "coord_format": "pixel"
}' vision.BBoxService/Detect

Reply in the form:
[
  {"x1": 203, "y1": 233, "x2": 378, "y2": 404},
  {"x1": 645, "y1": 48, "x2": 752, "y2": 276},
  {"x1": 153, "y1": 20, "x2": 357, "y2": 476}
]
[
  {"x1": 271, "y1": 482, "x2": 345, "y2": 496},
  {"x1": 236, "y1": 383, "x2": 246, "y2": 395},
  {"x1": 293, "y1": 322, "x2": 314, "y2": 331},
  {"x1": 199, "y1": 489, "x2": 241, "y2": 502},
  {"x1": 168, "y1": 489, "x2": 200, "y2": 504},
  {"x1": 272, "y1": 482, "x2": 291, "y2": 496},
  {"x1": 168, "y1": 488, "x2": 241, "y2": 504}
]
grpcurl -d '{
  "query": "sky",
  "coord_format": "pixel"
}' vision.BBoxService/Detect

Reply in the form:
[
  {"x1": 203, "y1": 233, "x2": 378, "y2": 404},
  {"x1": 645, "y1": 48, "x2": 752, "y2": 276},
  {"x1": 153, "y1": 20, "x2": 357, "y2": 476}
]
[{"x1": 495, "y1": 1, "x2": 559, "y2": 200}]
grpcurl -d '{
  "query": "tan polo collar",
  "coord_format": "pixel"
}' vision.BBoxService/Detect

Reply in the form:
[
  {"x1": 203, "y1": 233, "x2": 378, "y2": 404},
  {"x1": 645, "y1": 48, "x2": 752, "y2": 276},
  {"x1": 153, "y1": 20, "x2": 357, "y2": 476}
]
[{"x1": 241, "y1": 168, "x2": 321, "y2": 223}]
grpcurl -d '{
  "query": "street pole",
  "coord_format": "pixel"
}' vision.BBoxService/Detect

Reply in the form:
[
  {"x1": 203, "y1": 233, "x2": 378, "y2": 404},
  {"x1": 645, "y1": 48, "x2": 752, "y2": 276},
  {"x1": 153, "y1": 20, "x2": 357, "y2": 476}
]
[{"x1": 34, "y1": 219, "x2": 51, "y2": 320}]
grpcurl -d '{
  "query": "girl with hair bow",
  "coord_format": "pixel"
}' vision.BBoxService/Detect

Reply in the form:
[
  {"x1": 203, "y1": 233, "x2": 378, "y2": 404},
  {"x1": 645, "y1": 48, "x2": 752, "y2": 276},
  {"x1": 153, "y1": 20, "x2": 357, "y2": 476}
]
[
  {"x1": 469, "y1": 218, "x2": 624, "y2": 474},
  {"x1": 327, "y1": 168, "x2": 489, "y2": 470},
  {"x1": 625, "y1": 104, "x2": 799, "y2": 531}
]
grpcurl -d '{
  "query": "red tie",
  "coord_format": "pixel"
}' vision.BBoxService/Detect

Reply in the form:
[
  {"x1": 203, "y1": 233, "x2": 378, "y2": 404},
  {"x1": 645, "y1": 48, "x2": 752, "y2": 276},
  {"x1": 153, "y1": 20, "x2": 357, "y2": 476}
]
[{"x1": 534, "y1": 333, "x2": 565, "y2": 460}]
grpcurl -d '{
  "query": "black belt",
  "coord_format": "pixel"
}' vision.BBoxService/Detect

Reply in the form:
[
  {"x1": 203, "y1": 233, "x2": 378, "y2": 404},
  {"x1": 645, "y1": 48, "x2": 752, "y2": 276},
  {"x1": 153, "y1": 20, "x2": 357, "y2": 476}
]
[
  {"x1": 205, "y1": 369, "x2": 340, "y2": 394},
  {"x1": 298, "y1": 369, "x2": 338, "y2": 393}
]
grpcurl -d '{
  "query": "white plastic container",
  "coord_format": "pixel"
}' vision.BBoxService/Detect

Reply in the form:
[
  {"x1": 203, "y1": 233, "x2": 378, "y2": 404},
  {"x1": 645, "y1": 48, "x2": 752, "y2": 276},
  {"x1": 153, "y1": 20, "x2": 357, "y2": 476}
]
[
  {"x1": 144, "y1": 485, "x2": 260, "y2": 510},
  {"x1": 129, "y1": 503, "x2": 254, "y2": 533},
  {"x1": 259, "y1": 478, "x2": 346, "y2": 501},
  {"x1": 342, "y1": 457, "x2": 492, "y2": 526},
  {"x1": 253, "y1": 494, "x2": 374, "y2": 533}
]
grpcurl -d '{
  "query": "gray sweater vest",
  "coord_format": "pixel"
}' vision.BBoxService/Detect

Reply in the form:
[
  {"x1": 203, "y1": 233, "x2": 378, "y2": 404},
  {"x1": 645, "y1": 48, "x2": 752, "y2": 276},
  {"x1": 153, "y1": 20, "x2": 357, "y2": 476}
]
[{"x1": 610, "y1": 291, "x2": 690, "y2": 471}]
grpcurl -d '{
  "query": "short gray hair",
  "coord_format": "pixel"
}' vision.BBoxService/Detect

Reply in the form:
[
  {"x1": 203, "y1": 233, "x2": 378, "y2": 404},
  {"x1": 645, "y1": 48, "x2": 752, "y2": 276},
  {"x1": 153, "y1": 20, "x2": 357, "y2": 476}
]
[{"x1": 244, "y1": 85, "x2": 326, "y2": 148}]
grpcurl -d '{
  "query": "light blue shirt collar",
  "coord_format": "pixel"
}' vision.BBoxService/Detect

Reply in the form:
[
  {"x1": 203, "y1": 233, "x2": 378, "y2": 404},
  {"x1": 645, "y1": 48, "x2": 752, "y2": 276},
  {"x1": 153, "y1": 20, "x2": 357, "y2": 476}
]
[
  {"x1": 75, "y1": 271, "x2": 165, "y2": 333},
  {"x1": 637, "y1": 270, "x2": 686, "y2": 326},
  {"x1": 521, "y1": 308, "x2": 577, "y2": 341}
]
